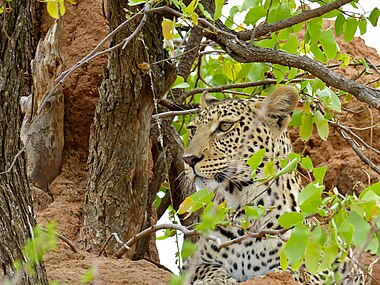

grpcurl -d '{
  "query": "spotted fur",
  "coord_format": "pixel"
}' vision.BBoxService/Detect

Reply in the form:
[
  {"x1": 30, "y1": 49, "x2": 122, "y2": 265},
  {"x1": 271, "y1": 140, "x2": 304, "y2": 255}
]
[{"x1": 183, "y1": 86, "x2": 369, "y2": 284}]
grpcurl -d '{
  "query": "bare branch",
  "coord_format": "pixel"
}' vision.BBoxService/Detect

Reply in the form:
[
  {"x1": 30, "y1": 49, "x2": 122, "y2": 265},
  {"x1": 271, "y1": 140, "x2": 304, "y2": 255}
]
[
  {"x1": 186, "y1": 78, "x2": 305, "y2": 97},
  {"x1": 114, "y1": 223, "x2": 197, "y2": 258},
  {"x1": 217, "y1": 227, "x2": 289, "y2": 249},
  {"x1": 152, "y1": 108, "x2": 199, "y2": 119},
  {"x1": 56, "y1": 10, "x2": 143, "y2": 84},
  {"x1": 98, "y1": 233, "x2": 129, "y2": 257},
  {"x1": 336, "y1": 128, "x2": 380, "y2": 175},
  {"x1": 39, "y1": 227, "x2": 79, "y2": 254},
  {"x1": 238, "y1": 0, "x2": 353, "y2": 41},
  {"x1": 330, "y1": 121, "x2": 380, "y2": 156},
  {"x1": 366, "y1": 58, "x2": 380, "y2": 77},
  {"x1": 0, "y1": 146, "x2": 26, "y2": 175}
]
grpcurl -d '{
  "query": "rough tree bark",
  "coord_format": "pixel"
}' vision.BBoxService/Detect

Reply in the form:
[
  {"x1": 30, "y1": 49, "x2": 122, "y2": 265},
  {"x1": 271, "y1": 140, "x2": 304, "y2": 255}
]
[
  {"x1": 83, "y1": 1, "x2": 175, "y2": 257},
  {"x1": 0, "y1": 0, "x2": 48, "y2": 284},
  {"x1": 20, "y1": 19, "x2": 65, "y2": 193}
]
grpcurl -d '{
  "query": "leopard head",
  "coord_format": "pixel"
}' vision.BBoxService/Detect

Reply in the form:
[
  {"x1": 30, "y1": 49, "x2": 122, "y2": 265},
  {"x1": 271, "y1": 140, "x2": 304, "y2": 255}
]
[{"x1": 183, "y1": 85, "x2": 298, "y2": 194}]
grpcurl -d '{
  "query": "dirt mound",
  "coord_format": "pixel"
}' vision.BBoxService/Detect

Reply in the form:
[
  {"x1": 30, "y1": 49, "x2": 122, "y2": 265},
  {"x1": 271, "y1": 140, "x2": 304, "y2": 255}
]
[
  {"x1": 34, "y1": 2, "x2": 380, "y2": 285},
  {"x1": 45, "y1": 245, "x2": 170, "y2": 285}
]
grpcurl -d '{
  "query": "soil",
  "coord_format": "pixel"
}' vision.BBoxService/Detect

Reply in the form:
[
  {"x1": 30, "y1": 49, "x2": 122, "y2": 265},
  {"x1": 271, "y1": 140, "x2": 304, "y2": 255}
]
[{"x1": 33, "y1": 2, "x2": 380, "y2": 285}]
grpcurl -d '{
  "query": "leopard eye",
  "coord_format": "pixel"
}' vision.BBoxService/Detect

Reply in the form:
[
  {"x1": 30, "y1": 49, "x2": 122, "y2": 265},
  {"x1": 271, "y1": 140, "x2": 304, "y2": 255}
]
[{"x1": 218, "y1": 121, "x2": 234, "y2": 132}]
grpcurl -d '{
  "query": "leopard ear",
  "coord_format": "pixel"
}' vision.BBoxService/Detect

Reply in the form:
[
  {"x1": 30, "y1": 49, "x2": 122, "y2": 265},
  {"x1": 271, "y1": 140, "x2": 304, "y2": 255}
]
[
  {"x1": 200, "y1": 91, "x2": 219, "y2": 109},
  {"x1": 261, "y1": 85, "x2": 298, "y2": 132}
]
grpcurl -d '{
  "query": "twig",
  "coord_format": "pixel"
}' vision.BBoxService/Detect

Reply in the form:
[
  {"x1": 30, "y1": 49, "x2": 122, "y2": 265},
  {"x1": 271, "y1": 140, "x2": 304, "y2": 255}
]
[
  {"x1": 39, "y1": 227, "x2": 79, "y2": 254},
  {"x1": 56, "y1": 10, "x2": 143, "y2": 84},
  {"x1": 330, "y1": 121, "x2": 380, "y2": 155},
  {"x1": 0, "y1": 146, "x2": 26, "y2": 175},
  {"x1": 152, "y1": 108, "x2": 199, "y2": 119},
  {"x1": 114, "y1": 223, "x2": 197, "y2": 258},
  {"x1": 185, "y1": 78, "x2": 304, "y2": 97},
  {"x1": 337, "y1": 128, "x2": 380, "y2": 175},
  {"x1": 98, "y1": 233, "x2": 128, "y2": 257},
  {"x1": 217, "y1": 227, "x2": 289, "y2": 249},
  {"x1": 366, "y1": 58, "x2": 380, "y2": 77}
]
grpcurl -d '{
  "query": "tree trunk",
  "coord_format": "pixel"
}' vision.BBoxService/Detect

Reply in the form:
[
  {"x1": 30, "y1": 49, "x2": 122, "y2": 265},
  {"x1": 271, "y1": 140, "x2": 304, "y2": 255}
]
[
  {"x1": 83, "y1": 1, "x2": 175, "y2": 257},
  {"x1": 0, "y1": 1, "x2": 48, "y2": 284}
]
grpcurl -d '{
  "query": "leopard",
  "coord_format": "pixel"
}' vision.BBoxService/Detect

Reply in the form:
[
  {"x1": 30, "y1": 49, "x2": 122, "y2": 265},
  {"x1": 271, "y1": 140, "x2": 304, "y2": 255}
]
[{"x1": 182, "y1": 85, "x2": 369, "y2": 285}]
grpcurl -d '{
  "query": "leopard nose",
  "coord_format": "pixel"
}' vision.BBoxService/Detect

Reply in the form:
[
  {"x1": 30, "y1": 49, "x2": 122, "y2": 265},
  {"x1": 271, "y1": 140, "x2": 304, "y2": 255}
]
[{"x1": 183, "y1": 155, "x2": 204, "y2": 168}]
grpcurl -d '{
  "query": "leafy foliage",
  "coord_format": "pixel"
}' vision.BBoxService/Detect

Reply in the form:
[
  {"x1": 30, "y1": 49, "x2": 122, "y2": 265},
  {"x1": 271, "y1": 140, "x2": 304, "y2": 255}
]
[{"x1": 13, "y1": 222, "x2": 58, "y2": 277}]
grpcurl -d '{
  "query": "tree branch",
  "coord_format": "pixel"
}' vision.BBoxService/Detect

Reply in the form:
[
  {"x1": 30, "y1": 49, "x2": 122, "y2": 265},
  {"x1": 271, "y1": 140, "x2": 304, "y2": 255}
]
[
  {"x1": 152, "y1": 109, "x2": 199, "y2": 119},
  {"x1": 39, "y1": 227, "x2": 79, "y2": 254},
  {"x1": 113, "y1": 223, "x2": 198, "y2": 259},
  {"x1": 208, "y1": 35, "x2": 380, "y2": 108},
  {"x1": 217, "y1": 227, "x2": 289, "y2": 249},
  {"x1": 336, "y1": 128, "x2": 380, "y2": 175},
  {"x1": 185, "y1": 78, "x2": 305, "y2": 97},
  {"x1": 238, "y1": 0, "x2": 353, "y2": 41}
]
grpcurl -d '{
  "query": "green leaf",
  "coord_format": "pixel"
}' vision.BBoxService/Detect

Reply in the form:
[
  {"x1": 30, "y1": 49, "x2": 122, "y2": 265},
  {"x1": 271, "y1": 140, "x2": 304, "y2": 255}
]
[
  {"x1": 344, "y1": 17, "x2": 357, "y2": 42},
  {"x1": 244, "y1": 205, "x2": 266, "y2": 220},
  {"x1": 162, "y1": 18, "x2": 175, "y2": 41},
  {"x1": 267, "y1": 2, "x2": 291, "y2": 23},
  {"x1": 335, "y1": 13, "x2": 345, "y2": 36},
  {"x1": 347, "y1": 212, "x2": 371, "y2": 249},
  {"x1": 316, "y1": 88, "x2": 341, "y2": 112},
  {"x1": 178, "y1": 189, "x2": 213, "y2": 217},
  {"x1": 299, "y1": 112, "x2": 313, "y2": 141},
  {"x1": 289, "y1": 109, "x2": 303, "y2": 127},
  {"x1": 214, "y1": 0, "x2": 223, "y2": 20},
  {"x1": 273, "y1": 64, "x2": 288, "y2": 83},
  {"x1": 359, "y1": 181, "x2": 380, "y2": 199},
  {"x1": 314, "y1": 110, "x2": 329, "y2": 140},
  {"x1": 278, "y1": 212, "x2": 304, "y2": 228},
  {"x1": 320, "y1": 29, "x2": 338, "y2": 60},
  {"x1": 318, "y1": 241, "x2": 338, "y2": 271},
  {"x1": 172, "y1": 75, "x2": 190, "y2": 89},
  {"x1": 181, "y1": 240, "x2": 197, "y2": 259},
  {"x1": 298, "y1": 182, "x2": 324, "y2": 214},
  {"x1": 310, "y1": 44, "x2": 326, "y2": 63},
  {"x1": 168, "y1": 274, "x2": 185, "y2": 285},
  {"x1": 288, "y1": 67, "x2": 298, "y2": 80},
  {"x1": 248, "y1": 63, "x2": 270, "y2": 82},
  {"x1": 280, "y1": 247, "x2": 288, "y2": 270},
  {"x1": 247, "y1": 148, "x2": 266, "y2": 178},
  {"x1": 80, "y1": 267, "x2": 96, "y2": 284},
  {"x1": 369, "y1": 7, "x2": 380, "y2": 26},
  {"x1": 307, "y1": 18, "x2": 322, "y2": 45},
  {"x1": 275, "y1": 157, "x2": 299, "y2": 178},
  {"x1": 282, "y1": 35, "x2": 298, "y2": 54},
  {"x1": 264, "y1": 161, "x2": 275, "y2": 177},
  {"x1": 305, "y1": 239, "x2": 322, "y2": 274},
  {"x1": 301, "y1": 156, "x2": 313, "y2": 171},
  {"x1": 198, "y1": 3, "x2": 213, "y2": 21},
  {"x1": 47, "y1": 0, "x2": 66, "y2": 19},
  {"x1": 185, "y1": 0, "x2": 199, "y2": 15},
  {"x1": 312, "y1": 166, "x2": 327, "y2": 184},
  {"x1": 358, "y1": 18, "x2": 367, "y2": 35},
  {"x1": 244, "y1": 5, "x2": 266, "y2": 26},
  {"x1": 128, "y1": 0, "x2": 148, "y2": 6},
  {"x1": 156, "y1": 228, "x2": 175, "y2": 240},
  {"x1": 284, "y1": 224, "x2": 309, "y2": 269},
  {"x1": 197, "y1": 201, "x2": 228, "y2": 232}
]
